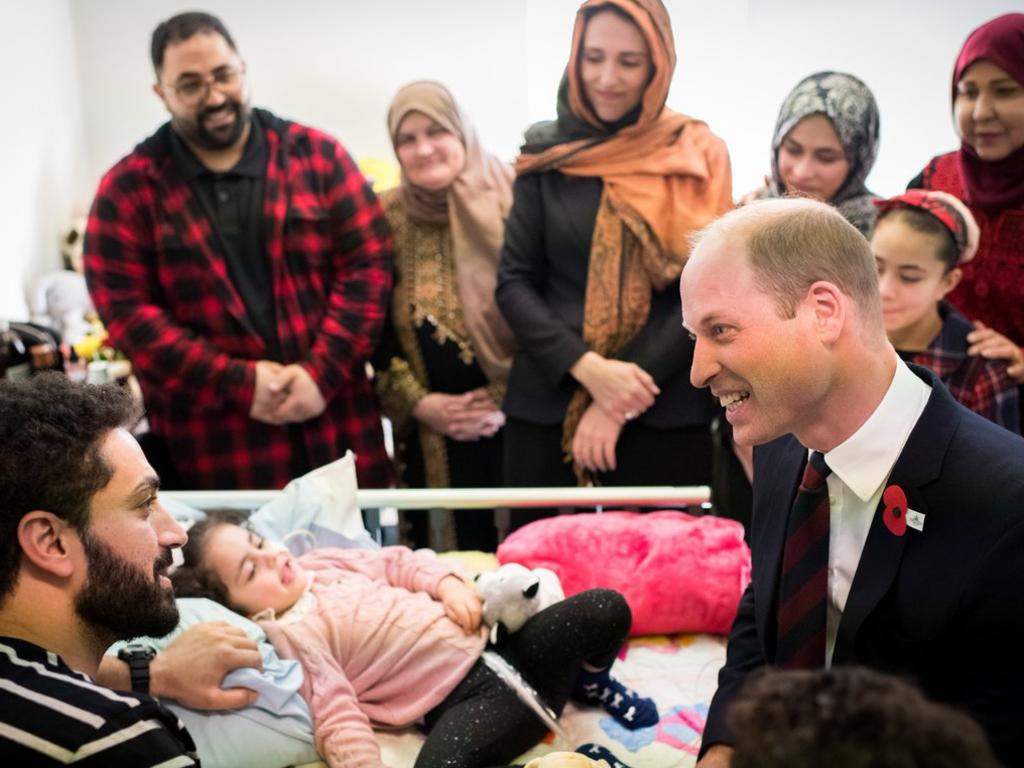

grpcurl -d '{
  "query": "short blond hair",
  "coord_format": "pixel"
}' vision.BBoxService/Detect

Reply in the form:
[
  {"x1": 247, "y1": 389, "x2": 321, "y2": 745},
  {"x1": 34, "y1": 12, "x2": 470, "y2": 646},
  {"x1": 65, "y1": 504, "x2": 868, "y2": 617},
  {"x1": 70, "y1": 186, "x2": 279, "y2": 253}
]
[{"x1": 690, "y1": 199, "x2": 882, "y2": 330}]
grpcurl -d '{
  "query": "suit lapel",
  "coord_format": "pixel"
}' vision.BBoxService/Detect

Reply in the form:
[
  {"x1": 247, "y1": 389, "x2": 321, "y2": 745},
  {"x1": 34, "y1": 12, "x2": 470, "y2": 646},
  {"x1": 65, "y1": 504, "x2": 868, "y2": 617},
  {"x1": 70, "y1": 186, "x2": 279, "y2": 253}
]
[
  {"x1": 832, "y1": 370, "x2": 959, "y2": 662},
  {"x1": 556, "y1": 175, "x2": 603, "y2": 255},
  {"x1": 751, "y1": 434, "x2": 807, "y2": 657}
]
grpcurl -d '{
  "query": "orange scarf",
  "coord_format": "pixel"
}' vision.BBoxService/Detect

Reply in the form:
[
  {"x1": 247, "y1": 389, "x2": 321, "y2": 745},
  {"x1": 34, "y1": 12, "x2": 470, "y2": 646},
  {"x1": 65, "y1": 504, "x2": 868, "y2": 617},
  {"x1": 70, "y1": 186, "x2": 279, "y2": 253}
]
[{"x1": 517, "y1": 0, "x2": 733, "y2": 482}]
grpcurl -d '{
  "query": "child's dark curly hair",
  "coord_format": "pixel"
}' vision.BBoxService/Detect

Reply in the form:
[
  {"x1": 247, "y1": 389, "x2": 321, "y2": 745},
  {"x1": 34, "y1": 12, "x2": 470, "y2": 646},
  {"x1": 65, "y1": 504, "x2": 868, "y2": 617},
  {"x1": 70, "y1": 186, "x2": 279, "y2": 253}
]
[
  {"x1": 171, "y1": 510, "x2": 251, "y2": 613},
  {"x1": 728, "y1": 666, "x2": 1000, "y2": 768}
]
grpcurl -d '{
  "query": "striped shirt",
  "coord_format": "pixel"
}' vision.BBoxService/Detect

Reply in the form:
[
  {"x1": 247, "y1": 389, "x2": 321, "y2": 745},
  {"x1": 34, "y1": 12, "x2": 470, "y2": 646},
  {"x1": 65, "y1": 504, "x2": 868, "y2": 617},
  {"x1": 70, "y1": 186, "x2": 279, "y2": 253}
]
[{"x1": 0, "y1": 637, "x2": 199, "y2": 767}]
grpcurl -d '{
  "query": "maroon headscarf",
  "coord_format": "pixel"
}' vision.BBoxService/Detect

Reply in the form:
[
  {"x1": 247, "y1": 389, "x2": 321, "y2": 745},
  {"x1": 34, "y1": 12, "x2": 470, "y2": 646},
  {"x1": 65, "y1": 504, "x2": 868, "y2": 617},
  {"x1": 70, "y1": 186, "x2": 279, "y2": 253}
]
[{"x1": 953, "y1": 13, "x2": 1024, "y2": 211}]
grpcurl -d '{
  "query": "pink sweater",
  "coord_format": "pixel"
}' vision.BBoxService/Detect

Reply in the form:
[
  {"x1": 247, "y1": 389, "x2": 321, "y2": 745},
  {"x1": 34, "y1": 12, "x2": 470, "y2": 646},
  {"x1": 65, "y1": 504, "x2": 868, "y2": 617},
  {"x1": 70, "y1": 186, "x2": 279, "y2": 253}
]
[{"x1": 259, "y1": 547, "x2": 487, "y2": 768}]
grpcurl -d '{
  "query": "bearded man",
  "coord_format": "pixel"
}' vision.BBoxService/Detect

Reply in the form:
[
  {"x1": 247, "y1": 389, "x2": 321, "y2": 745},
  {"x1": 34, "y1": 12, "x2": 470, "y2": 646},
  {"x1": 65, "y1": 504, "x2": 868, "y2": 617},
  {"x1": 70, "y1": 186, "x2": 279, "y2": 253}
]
[
  {"x1": 0, "y1": 373, "x2": 199, "y2": 765},
  {"x1": 83, "y1": 11, "x2": 394, "y2": 491}
]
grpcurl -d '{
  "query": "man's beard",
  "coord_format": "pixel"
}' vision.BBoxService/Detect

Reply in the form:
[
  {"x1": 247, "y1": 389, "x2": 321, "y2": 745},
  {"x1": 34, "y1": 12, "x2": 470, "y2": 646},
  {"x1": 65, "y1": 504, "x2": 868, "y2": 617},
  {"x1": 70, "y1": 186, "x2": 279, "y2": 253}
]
[
  {"x1": 173, "y1": 97, "x2": 250, "y2": 151},
  {"x1": 75, "y1": 528, "x2": 179, "y2": 642}
]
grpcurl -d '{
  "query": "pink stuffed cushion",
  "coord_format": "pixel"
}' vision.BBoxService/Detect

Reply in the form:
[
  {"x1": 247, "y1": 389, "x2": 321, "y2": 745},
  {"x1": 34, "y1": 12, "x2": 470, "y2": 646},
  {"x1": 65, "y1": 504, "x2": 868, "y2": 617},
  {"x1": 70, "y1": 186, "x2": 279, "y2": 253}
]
[{"x1": 497, "y1": 511, "x2": 751, "y2": 636}]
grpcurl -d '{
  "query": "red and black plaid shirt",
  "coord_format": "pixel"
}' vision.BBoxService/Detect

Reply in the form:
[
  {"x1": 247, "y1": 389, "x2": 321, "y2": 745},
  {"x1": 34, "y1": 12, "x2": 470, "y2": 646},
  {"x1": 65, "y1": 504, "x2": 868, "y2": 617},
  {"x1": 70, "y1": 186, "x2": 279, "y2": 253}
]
[
  {"x1": 84, "y1": 109, "x2": 395, "y2": 489},
  {"x1": 907, "y1": 301, "x2": 1020, "y2": 434}
]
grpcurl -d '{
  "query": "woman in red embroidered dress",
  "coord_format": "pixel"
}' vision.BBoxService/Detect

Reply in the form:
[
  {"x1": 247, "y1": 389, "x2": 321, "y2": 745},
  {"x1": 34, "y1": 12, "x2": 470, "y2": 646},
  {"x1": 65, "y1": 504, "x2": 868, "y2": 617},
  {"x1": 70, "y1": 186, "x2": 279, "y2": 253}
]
[{"x1": 909, "y1": 13, "x2": 1024, "y2": 390}]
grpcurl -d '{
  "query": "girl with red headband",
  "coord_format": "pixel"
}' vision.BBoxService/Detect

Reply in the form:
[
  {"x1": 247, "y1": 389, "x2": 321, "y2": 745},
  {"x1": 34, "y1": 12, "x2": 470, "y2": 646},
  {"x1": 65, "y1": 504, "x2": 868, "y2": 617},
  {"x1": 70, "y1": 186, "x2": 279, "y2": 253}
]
[{"x1": 873, "y1": 190, "x2": 1019, "y2": 433}]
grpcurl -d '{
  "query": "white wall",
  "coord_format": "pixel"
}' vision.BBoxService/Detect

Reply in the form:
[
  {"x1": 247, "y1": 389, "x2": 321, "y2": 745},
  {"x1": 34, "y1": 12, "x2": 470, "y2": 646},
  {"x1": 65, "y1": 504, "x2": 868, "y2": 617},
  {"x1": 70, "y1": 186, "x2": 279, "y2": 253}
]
[
  {"x1": 528, "y1": 0, "x2": 1020, "y2": 197},
  {"x1": 4, "y1": 1, "x2": 1022, "y2": 317},
  {"x1": 70, "y1": 0, "x2": 1024, "y2": 195},
  {"x1": 0, "y1": 0, "x2": 88, "y2": 320},
  {"x1": 71, "y1": 0, "x2": 531, "y2": 189},
  {"x1": 704, "y1": 0, "x2": 1021, "y2": 199}
]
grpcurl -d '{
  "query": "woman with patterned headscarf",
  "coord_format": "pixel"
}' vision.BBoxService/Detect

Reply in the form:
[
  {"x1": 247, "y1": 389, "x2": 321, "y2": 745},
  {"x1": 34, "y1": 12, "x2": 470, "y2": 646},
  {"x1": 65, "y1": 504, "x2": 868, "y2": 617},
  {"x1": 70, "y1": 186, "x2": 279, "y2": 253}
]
[
  {"x1": 496, "y1": 0, "x2": 732, "y2": 529},
  {"x1": 716, "y1": 72, "x2": 879, "y2": 533},
  {"x1": 757, "y1": 71, "x2": 881, "y2": 237},
  {"x1": 374, "y1": 81, "x2": 517, "y2": 550}
]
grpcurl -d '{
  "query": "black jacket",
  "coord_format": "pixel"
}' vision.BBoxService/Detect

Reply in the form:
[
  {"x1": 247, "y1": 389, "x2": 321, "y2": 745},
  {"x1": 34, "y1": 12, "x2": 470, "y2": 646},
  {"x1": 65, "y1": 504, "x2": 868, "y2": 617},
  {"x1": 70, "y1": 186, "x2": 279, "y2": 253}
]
[
  {"x1": 702, "y1": 367, "x2": 1024, "y2": 766},
  {"x1": 496, "y1": 170, "x2": 714, "y2": 428}
]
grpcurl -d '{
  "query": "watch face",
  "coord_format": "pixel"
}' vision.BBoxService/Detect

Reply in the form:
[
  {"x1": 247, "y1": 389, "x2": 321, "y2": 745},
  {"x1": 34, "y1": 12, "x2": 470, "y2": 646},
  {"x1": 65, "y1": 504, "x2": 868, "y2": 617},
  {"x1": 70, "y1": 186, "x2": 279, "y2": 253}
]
[{"x1": 119, "y1": 645, "x2": 155, "y2": 660}]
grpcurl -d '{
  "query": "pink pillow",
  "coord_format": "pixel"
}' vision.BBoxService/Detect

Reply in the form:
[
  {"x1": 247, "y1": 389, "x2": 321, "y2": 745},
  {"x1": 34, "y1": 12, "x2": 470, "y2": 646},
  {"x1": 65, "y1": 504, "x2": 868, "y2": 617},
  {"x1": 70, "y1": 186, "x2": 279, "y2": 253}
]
[{"x1": 497, "y1": 511, "x2": 751, "y2": 636}]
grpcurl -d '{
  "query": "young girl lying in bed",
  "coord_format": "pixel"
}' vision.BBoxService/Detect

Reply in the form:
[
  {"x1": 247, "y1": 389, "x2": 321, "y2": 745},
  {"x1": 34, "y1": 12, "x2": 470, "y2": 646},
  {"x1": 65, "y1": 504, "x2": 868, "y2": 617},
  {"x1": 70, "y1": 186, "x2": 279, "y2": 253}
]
[{"x1": 171, "y1": 514, "x2": 655, "y2": 768}]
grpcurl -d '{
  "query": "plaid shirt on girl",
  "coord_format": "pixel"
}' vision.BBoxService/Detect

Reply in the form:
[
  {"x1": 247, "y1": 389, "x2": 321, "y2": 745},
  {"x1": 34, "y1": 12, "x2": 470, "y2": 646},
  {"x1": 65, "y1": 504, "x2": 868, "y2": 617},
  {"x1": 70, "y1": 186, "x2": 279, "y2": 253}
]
[{"x1": 909, "y1": 301, "x2": 1020, "y2": 434}]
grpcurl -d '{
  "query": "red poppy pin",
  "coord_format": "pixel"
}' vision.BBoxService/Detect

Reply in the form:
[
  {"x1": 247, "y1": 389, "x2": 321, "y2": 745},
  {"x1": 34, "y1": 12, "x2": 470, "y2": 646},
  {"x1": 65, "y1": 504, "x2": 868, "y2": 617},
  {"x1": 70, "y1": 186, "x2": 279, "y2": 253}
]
[{"x1": 882, "y1": 485, "x2": 908, "y2": 537}]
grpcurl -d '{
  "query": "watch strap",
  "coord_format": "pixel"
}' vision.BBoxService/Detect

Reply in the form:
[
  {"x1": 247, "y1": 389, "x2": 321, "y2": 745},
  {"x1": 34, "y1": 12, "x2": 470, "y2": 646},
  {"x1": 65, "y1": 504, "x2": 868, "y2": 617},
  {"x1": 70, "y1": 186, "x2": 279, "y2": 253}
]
[{"x1": 117, "y1": 646, "x2": 154, "y2": 695}]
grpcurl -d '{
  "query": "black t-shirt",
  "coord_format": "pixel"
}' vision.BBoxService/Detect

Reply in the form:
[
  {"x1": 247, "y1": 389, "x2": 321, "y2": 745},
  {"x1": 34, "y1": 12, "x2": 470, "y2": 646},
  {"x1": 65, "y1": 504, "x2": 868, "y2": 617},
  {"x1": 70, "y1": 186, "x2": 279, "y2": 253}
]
[{"x1": 169, "y1": 115, "x2": 280, "y2": 359}]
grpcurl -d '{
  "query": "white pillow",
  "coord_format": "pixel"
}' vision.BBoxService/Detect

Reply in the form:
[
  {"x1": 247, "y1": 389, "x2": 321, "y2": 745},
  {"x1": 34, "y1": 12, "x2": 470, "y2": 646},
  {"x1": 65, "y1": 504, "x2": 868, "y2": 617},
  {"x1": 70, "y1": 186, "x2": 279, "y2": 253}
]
[{"x1": 108, "y1": 598, "x2": 320, "y2": 768}]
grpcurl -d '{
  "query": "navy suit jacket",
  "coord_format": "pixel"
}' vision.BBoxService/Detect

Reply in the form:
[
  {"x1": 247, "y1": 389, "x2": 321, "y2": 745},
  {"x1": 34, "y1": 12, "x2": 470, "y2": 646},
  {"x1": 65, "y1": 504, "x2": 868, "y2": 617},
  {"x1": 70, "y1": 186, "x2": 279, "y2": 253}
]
[{"x1": 702, "y1": 366, "x2": 1024, "y2": 765}]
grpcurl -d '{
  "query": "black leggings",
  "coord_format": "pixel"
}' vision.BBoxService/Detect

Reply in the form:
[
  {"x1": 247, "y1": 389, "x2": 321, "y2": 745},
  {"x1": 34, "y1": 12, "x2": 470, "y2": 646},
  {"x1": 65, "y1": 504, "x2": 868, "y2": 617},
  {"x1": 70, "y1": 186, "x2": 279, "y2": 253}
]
[{"x1": 413, "y1": 589, "x2": 631, "y2": 768}]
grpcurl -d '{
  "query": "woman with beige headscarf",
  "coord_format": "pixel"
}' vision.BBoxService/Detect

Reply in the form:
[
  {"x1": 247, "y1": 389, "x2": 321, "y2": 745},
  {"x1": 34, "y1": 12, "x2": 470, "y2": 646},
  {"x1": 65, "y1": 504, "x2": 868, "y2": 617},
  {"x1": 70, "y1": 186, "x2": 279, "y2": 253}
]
[
  {"x1": 496, "y1": 0, "x2": 733, "y2": 530},
  {"x1": 375, "y1": 81, "x2": 516, "y2": 550}
]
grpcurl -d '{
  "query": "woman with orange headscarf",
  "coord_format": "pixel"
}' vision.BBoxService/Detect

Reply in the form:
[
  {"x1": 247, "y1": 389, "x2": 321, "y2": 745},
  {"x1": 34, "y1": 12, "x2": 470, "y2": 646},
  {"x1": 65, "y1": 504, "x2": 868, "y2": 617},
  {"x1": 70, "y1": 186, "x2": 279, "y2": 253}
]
[{"x1": 496, "y1": 0, "x2": 732, "y2": 528}]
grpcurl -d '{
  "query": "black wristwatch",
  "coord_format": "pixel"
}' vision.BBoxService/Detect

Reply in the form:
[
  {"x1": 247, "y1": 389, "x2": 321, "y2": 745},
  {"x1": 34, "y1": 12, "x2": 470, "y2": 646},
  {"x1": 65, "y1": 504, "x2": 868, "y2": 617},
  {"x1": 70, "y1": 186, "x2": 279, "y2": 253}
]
[{"x1": 117, "y1": 644, "x2": 156, "y2": 695}]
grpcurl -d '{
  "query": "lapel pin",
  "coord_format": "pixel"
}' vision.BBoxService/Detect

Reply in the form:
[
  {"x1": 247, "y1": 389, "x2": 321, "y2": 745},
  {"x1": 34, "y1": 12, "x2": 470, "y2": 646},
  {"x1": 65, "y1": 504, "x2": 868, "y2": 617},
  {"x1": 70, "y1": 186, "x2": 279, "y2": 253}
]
[
  {"x1": 882, "y1": 485, "x2": 908, "y2": 537},
  {"x1": 906, "y1": 508, "x2": 926, "y2": 532}
]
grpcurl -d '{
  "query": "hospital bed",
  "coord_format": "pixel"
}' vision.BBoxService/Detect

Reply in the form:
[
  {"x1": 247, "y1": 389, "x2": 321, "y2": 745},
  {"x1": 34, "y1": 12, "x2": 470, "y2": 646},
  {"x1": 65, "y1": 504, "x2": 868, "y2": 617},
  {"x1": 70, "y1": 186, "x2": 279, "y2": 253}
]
[{"x1": 158, "y1": 485, "x2": 730, "y2": 768}]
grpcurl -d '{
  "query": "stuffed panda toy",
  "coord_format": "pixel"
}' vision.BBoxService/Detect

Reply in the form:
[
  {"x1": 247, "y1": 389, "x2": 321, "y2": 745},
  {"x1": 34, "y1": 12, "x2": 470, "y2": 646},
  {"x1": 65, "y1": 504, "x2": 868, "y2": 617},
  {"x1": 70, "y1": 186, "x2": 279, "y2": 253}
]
[{"x1": 474, "y1": 562, "x2": 564, "y2": 644}]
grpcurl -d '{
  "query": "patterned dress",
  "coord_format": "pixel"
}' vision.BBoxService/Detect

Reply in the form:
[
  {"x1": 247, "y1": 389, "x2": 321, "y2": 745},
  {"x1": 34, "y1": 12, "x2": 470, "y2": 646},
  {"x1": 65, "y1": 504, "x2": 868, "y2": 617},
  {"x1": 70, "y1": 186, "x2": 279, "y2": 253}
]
[
  {"x1": 374, "y1": 193, "x2": 504, "y2": 549},
  {"x1": 912, "y1": 152, "x2": 1024, "y2": 347}
]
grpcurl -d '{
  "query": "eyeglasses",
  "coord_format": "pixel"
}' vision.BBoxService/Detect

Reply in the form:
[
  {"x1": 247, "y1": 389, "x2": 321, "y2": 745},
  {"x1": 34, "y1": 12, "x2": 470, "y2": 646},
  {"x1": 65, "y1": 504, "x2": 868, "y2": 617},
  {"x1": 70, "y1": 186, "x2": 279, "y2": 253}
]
[{"x1": 167, "y1": 65, "x2": 244, "y2": 106}]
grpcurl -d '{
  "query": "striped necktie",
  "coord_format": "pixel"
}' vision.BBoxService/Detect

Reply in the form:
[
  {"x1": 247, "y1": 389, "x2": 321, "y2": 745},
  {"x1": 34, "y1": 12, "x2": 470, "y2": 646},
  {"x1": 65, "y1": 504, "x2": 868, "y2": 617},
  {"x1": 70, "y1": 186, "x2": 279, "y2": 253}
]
[{"x1": 776, "y1": 450, "x2": 832, "y2": 669}]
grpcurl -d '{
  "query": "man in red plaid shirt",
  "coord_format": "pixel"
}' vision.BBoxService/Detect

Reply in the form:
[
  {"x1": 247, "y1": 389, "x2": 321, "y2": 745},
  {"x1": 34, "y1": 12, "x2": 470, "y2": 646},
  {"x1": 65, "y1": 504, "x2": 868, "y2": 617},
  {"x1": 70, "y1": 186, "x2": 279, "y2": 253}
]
[{"x1": 84, "y1": 12, "x2": 395, "y2": 490}]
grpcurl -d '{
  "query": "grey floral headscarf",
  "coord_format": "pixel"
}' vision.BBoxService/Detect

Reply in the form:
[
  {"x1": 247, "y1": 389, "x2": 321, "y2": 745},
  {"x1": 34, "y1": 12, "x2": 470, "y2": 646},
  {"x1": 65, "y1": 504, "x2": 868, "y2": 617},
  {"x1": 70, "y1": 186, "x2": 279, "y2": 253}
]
[{"x1": 765, "y1": 71, "x2": 881, "y2": 236}]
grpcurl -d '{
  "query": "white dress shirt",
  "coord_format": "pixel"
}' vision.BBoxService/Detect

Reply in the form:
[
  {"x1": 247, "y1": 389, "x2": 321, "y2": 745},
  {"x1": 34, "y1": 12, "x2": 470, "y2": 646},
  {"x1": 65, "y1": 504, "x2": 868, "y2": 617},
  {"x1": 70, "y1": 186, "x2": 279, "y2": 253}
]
[{"x1": 820, "y1": 359, "x2": 931, "y2": 665}]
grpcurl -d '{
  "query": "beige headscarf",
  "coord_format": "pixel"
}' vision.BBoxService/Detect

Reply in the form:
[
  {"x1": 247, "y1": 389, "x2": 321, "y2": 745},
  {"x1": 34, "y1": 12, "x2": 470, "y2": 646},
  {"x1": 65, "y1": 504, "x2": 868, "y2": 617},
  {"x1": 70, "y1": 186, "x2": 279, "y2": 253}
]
[{"x1": 388, "y1": 80, "x2": 517, "y2": 384}]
